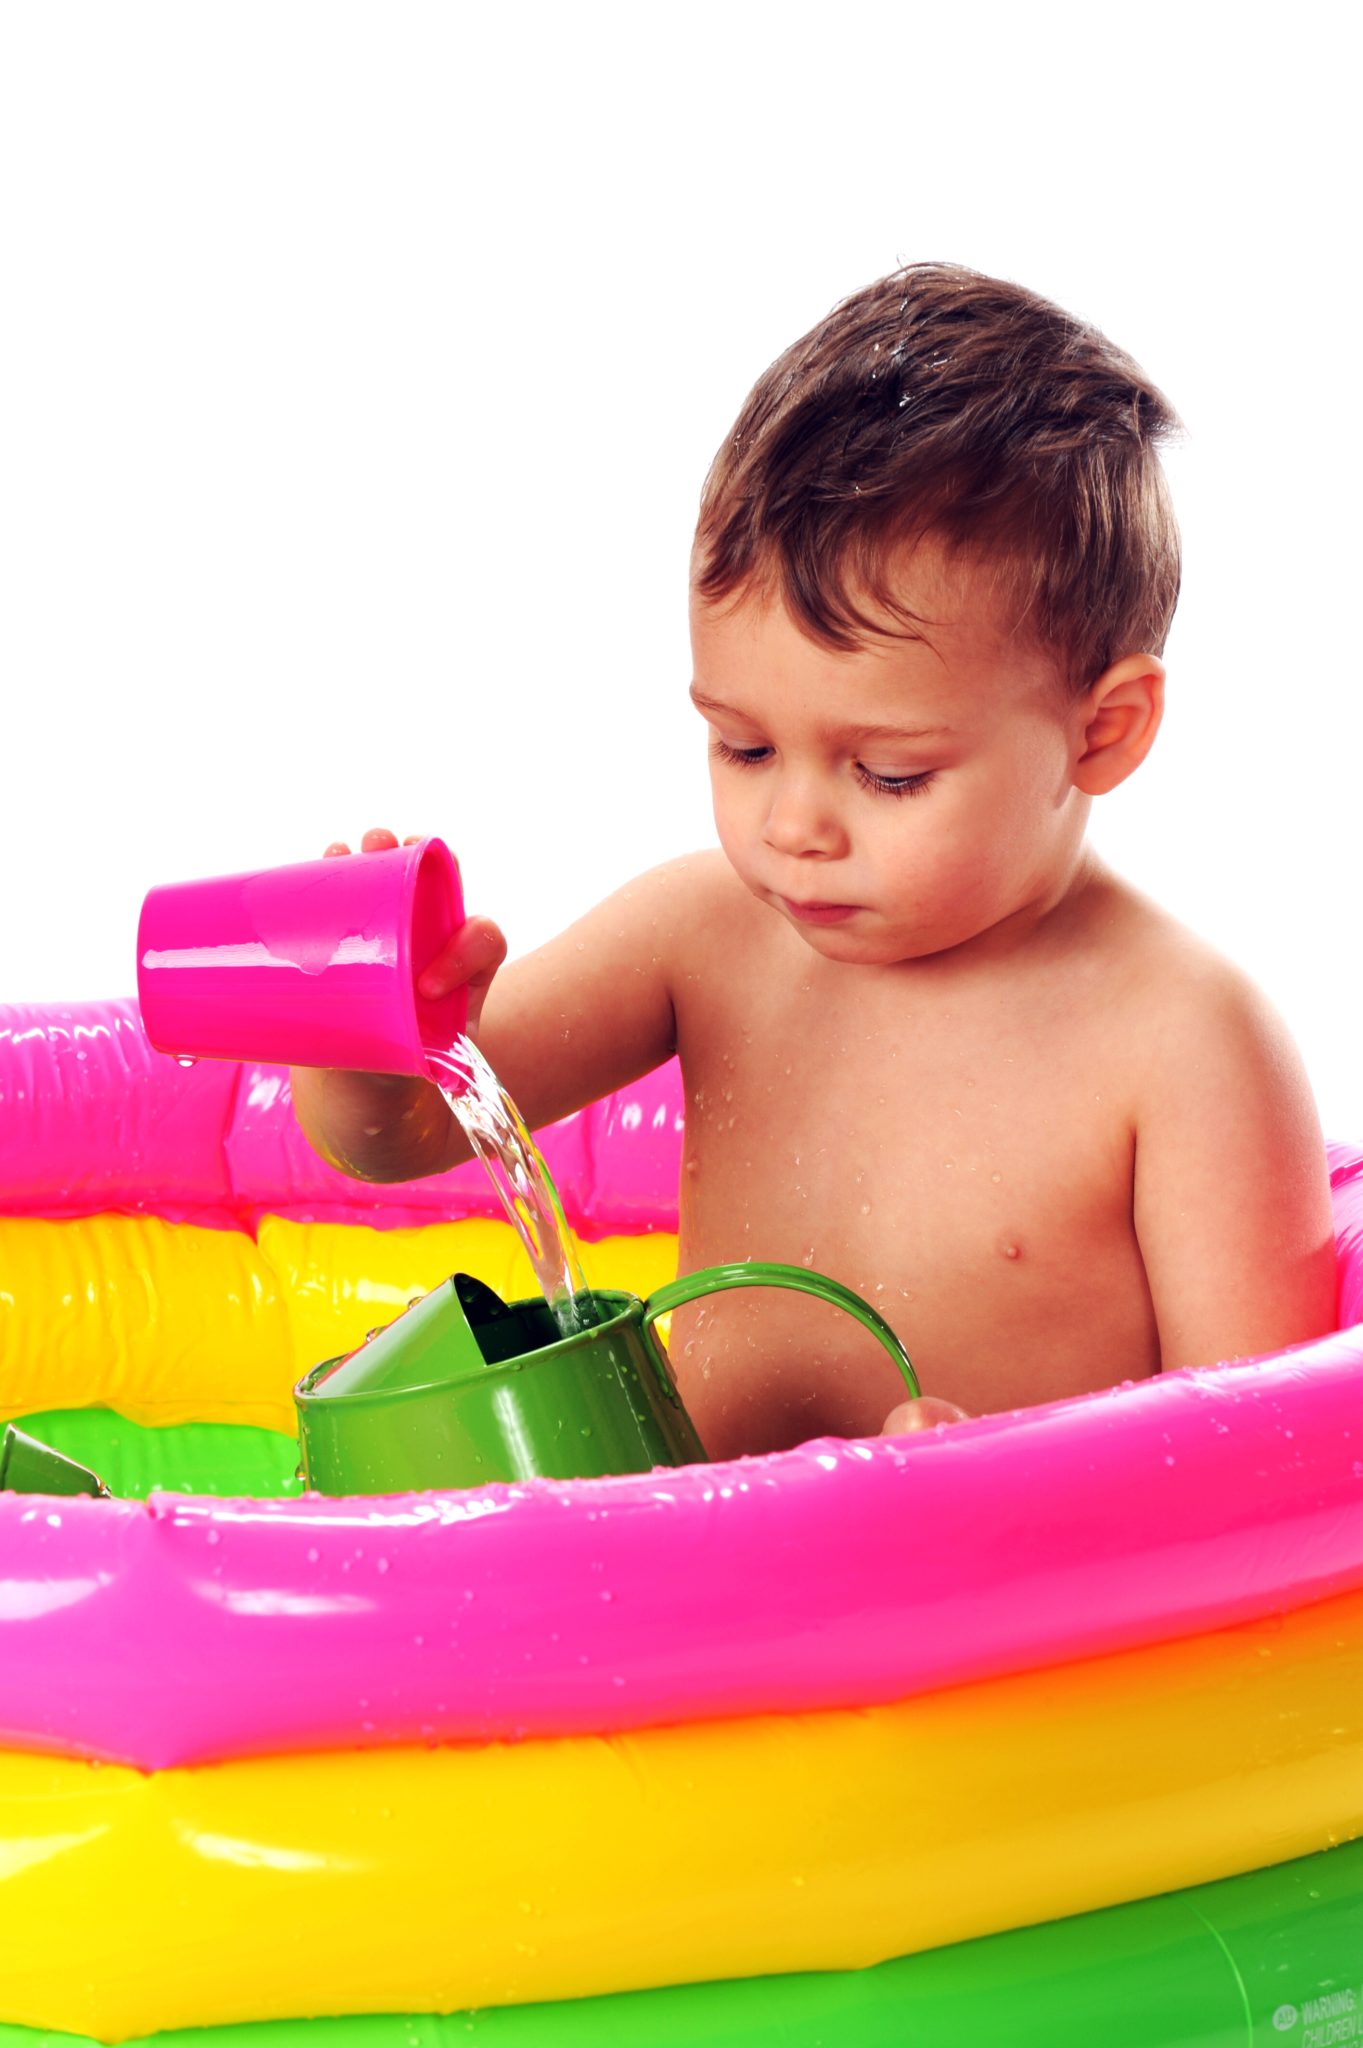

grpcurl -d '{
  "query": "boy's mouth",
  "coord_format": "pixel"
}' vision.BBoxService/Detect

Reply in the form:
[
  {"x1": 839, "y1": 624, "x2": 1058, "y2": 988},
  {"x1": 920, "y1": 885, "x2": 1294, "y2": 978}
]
[{"x1": 780, "y1": 897, "x2": 860, "y2": 926}]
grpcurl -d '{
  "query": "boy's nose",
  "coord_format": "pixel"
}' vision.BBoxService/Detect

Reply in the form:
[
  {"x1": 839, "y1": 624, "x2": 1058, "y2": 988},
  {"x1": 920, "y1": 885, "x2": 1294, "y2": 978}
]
[{"x1": 761, "y1": 778, "x2": 847, "y2": 858}]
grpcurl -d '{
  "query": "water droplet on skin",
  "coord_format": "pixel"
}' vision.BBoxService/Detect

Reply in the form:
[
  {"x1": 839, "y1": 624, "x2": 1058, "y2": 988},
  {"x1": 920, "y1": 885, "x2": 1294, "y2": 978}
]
[
  {"x1": 860, "y1": 1201, "x2": 872, "y2": 1215},
  {"x1": 991, "y1": 1172, "x2": 1002, "y2": 1184}
]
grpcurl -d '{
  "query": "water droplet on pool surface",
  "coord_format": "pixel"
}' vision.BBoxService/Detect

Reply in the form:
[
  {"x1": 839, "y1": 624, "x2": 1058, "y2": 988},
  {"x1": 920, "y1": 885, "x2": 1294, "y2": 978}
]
[{"x1": 376, "y1": 1556, "x2": 389, "y2": 1573}]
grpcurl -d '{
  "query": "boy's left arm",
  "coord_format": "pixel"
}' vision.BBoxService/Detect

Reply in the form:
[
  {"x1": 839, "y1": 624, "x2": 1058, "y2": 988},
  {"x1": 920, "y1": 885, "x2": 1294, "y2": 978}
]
[{"x1": 1131, "y1": 967, "x2": 1338, "y2": 1372}]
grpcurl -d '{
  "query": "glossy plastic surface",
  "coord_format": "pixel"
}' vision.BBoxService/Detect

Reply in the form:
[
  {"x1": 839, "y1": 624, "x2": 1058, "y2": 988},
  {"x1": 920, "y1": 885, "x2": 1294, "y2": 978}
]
[
  {"x1": 136, "y1": 839, "x2": 467, "y2": 1082},
  {"x1": 1, "y1": 1586, "x2": 1358, "y2": 2037},
  {"x1": 4, "y1": 1312, "x2": 1363, "y2": 1770},
  {"x1": 0, "y1": 1001, "x2": 671, "y2": 1231},
  {"x1": 0, "y1": 1212, "x2": 679, "y2": 1434},
  {"x1": 10, "y1": 1407, "x2": 301, "y2": 1498},
  {"x1": 0, "y1": 1841, "x2": 1357, "y2": 2047}
]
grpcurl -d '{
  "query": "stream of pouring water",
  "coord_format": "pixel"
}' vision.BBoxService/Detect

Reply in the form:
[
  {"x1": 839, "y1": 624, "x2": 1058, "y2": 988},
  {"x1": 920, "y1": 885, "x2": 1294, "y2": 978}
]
[{"x1": 425, "y1": 1036, "x2": 596, "y2": 1339}]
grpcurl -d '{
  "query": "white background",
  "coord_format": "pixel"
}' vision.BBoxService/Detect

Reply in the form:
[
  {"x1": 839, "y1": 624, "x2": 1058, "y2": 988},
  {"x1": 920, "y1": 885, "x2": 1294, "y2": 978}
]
[{"x1": 3, "y1": 5, "x2": 1360, "y2": 1128}]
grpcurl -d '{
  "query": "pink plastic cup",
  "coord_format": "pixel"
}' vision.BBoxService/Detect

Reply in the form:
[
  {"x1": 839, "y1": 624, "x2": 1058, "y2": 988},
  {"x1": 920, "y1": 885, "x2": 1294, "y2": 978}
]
[{"x1": 136, "y1": 838, "x2": 469, "y2": 1083}]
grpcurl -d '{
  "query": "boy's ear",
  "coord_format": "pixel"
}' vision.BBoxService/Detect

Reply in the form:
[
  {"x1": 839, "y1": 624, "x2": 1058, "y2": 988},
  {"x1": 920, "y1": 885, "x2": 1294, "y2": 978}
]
[{"x1": 1071, "y1": 654, "x2": 1165, "y2": 795}]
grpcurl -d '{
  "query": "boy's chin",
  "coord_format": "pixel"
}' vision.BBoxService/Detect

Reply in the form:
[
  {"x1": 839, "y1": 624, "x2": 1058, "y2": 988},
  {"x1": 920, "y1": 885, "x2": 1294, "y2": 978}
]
[{"x1": 785, "y1": 915, "x2": 935, "y2": 968}]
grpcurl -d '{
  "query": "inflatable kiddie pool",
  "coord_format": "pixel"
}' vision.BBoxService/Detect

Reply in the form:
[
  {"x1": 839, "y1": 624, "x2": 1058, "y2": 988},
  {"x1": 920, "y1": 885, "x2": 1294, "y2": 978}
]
[{"x1": 0, "y1": 998, "x2": 1361, "y2": 2047}]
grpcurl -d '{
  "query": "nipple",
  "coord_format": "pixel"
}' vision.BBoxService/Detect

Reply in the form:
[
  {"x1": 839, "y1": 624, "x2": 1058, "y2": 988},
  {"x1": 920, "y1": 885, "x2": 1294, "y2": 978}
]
[{"x1": 999, "y1": 1238, "x2": 1022, "y2": 1262}]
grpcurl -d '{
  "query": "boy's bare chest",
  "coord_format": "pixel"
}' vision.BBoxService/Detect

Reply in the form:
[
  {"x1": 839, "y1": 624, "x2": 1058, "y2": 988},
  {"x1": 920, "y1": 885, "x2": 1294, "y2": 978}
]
[{"x1": 668, "y1": 949, "x2": 1158, "y2": 1456}]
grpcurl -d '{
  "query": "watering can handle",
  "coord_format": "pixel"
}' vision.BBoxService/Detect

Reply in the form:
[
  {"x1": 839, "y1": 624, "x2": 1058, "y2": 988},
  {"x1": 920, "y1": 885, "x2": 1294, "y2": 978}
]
[{"x1": 642, "y1": 1262, "x2": 920, "y2": 1403}]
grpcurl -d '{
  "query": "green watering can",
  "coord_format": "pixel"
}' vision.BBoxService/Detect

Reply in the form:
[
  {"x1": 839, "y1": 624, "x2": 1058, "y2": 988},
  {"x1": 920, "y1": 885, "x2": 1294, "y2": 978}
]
[
  {"x1": 294, "y1": 1261, "x2": 920, "y2": 1495},
  {"x1": 0, "y1": 1423, "x2": 109, "y2": 1497}
]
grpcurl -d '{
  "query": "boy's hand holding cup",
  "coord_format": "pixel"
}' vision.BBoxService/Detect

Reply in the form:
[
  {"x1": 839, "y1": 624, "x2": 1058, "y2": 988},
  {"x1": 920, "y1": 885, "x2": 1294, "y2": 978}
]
[{"x1": 324, "y1": 826, "x2": 507, "y2": 1041}]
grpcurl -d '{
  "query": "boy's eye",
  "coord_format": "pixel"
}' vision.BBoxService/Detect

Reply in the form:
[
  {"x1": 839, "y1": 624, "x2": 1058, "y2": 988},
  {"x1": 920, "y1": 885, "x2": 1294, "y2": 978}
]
[
  {"x1": 711, "y1": 737, "x2": 937, "y2": 799},
  {"x1": 855, "y1": 766, "x2": 937, "y2": 799},
  {"x1": 710, "y1": 737, "x2": 772, "y2": 767}
]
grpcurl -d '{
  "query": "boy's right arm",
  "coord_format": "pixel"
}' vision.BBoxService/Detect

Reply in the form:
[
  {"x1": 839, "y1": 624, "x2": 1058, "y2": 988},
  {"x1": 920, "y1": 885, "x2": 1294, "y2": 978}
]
[{"x1": 290, "y1": 849, "x2": 700, "y2": 1184}]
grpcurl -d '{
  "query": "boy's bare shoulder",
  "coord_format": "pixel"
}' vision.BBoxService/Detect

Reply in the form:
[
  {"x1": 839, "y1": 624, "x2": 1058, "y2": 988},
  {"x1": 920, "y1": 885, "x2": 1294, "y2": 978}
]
[
  {"x1": 1080, "y1": 871, "x2": 1292, "y2": 1071},
  {"x1": 1073, "y1": 873, "x2": 1323, "y2": 1200},
  {"x1": 630, "y1": 847, "x2": 770, "y2": 955}
]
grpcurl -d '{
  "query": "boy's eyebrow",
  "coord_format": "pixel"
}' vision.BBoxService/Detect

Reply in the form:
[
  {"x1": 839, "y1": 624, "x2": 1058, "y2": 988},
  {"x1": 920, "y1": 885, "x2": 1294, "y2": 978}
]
[{"x1": 688, "y1": 684, "x2": 955, "y2": 744}]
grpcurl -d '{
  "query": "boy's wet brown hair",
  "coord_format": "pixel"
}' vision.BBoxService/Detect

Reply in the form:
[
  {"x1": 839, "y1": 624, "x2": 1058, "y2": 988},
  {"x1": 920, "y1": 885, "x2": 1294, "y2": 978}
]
[{"x1": 693, "y1": 262, "x2": 1182, "y2": 693}]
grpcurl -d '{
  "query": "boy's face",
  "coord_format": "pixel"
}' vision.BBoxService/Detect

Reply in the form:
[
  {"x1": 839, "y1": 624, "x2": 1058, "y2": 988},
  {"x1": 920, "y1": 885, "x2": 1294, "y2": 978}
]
[{"x1": 689, "y1": 553, "x2": 1095, "y2": 969}]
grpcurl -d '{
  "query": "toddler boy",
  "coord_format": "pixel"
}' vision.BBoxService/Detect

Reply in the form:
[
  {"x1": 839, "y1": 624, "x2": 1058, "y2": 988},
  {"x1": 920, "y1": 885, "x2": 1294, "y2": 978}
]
[{"x1": 295, "y1": 263, "x2": 1336, "y2": 1460}]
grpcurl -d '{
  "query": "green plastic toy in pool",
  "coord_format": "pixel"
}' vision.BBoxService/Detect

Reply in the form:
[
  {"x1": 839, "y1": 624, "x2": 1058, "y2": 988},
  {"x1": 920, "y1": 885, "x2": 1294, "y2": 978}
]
[
  {"x1": 294, "y1": 1260, "x2": 920, "y2": 1494},
  {"x1": 0, "y1": 1421, "x2": 107, "y2": 1497}
]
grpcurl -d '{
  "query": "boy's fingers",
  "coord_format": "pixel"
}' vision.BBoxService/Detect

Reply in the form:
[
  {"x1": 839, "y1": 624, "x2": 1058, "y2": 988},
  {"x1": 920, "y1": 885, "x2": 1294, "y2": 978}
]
[
  {"x1": 882, "y1": 1396, "x2": 971, "y2": 1435},
  {"x1": 323, "y1": 830, "x2": 421, "y2": 857},
  {"x1": 417, "y1": 916, "x2": 507, "y2": 1001}
]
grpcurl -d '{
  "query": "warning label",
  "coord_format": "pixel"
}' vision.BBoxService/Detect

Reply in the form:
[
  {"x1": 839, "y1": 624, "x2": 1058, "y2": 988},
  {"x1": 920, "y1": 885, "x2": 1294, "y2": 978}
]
[{"x1": 1273, "y1": 1985, "x2": 1363, "y2": 2047}]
